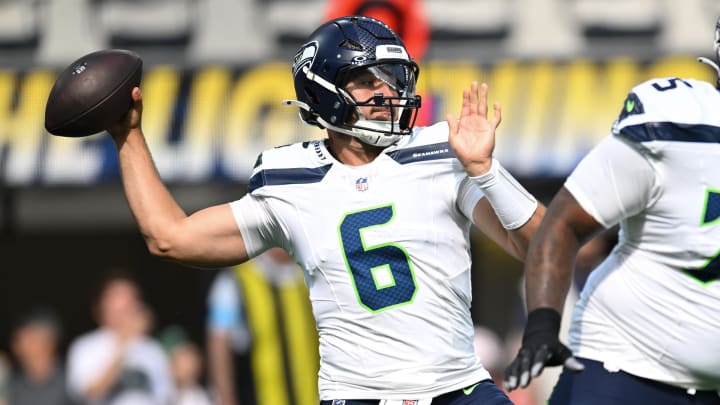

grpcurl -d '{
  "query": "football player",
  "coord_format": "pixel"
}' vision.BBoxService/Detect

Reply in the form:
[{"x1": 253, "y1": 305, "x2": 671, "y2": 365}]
[
  {"x1": 108, "y1": 16, "x2": 544, "y2": 404},
  {"x1": 504, "y1": 17, "x2": 720, "y2": 405}
]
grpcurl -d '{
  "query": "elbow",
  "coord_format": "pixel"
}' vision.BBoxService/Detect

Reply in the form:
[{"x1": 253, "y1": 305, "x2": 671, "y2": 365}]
[
  {"x1": 146, "y1": 239, "x2": 172, "y2": 260},
  {"x1": 143, "y1": 231, "x2": 181, "y2": 260},
  {"x1": 143, "y1": 229, "x2": 210, "y2": 268},
  {"x1": 146, "y1": 240, "x2": 171, "y2": 259}
]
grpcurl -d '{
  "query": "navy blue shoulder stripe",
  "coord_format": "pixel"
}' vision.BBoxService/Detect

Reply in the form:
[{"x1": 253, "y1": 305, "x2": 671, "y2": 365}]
[
  {"x1": 386, "y1": 142, "x2": 456, "y2": 164},
  {"x1": 248, "y1": 164, "x2": 333, "y2": 192},
  {"x1": 619, "y1": 122, "x2": 720, "y2": 144}
]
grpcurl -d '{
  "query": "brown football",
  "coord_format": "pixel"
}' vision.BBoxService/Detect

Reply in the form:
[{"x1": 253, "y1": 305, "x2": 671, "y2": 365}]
[{"x1": 44, "y1": 49, "x2": 143, "y2": 137}]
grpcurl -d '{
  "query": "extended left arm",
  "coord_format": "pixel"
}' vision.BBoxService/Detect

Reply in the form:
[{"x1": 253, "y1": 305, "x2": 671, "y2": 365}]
[
  {"x1": 447, "y1": 81, "x2": 545, "y2": 260},
  {"x1": 470, "y1": 162, "x2": 546, "y2": 261}
]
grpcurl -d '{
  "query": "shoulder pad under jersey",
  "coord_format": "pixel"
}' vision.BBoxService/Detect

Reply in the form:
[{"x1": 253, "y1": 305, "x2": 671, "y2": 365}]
[{"x1": 612, "y1": 77, "x2": 720, "y2": 145}]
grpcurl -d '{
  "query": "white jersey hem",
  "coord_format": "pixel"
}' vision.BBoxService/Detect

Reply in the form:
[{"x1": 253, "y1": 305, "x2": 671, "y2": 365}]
[{"x1": 319, "y1": 369, "x2": 492, "y2": 401}]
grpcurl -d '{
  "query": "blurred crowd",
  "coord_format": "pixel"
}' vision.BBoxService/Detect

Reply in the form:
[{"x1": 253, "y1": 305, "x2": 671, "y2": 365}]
[
  {"x1": 0, "y1": 271, "x2": 211, "y2": 405},
  {"x1": 0, "y1": 230, "x2": 616, "y2": 405}
]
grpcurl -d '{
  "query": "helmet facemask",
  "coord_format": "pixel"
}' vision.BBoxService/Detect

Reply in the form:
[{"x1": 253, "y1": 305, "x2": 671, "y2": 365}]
[{"x1": 333, "y1": 62, "x2": 421, "y2": 147}]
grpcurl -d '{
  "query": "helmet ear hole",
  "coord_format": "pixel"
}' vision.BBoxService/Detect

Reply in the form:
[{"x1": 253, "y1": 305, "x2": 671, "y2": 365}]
[{"x1": 304, "y1": 87, "x2": 319, "y2": 105}]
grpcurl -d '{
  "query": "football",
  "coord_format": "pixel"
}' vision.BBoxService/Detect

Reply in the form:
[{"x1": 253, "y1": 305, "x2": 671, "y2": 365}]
[{"x1": 44, "y1": 49, "x2": 143, "y2": 137}]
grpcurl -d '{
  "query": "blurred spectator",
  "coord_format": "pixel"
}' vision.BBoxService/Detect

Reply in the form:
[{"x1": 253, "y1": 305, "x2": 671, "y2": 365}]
[
  {"x1": 7, "y1": 308, "x2": 75, "y2": 405},
  {"x1": 206, "y1": 248, "x2": 318, "y2": 405},
  {"x1": 473, "y1": 325, "x2": 504, "y2": 381},
  {"x1": 66, "y1": 271, "x2": 174, "y2": 405},
  {"x1": 324, "y1": 0, "x2": 435, "y2": 126},
  {"x1": 159, "y1": 325, "x2": 213, "y2": 405},
  {"x1": 0, "y1": 351, "x2": 8, "y2": 405},
  {"x1": 473, "y1": 326, "x2": 538, "y2": 405}
]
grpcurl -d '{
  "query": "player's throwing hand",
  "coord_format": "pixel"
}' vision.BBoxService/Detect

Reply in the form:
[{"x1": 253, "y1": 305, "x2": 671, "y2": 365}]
[
  {"x1": 446, "y1": 81, "x2": 502, "y2": 177},
  {"x1": 108, "y1": 87, "x2": 143, "y2": 142}
]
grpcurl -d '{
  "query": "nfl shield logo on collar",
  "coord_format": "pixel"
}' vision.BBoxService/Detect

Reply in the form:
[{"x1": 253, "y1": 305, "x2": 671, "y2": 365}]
[
  {"x1": 331, "y1": 400, "x2": 345, "y2": 405},
  {"x1": 403, "y1": 401, "x2": 418, "y2": 405},
  {"x1": 355, "y1": 177, "x2": 368, "y2": 192}
]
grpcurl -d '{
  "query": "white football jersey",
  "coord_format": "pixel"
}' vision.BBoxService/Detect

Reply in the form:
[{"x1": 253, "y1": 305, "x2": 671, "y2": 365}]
[
  {"x1": 230, "y1": 122, "x2": 491, "y2": 399},
  {"x1": 565, "y1": 77, "x2": 720, "y2": 390}
]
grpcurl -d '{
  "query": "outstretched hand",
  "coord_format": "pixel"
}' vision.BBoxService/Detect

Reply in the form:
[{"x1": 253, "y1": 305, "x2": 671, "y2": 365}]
[
  {"x1": 108, "y1": 87, "x2": 143, "y2": 142},
  {"x1": 446, "y1": 81, "x2": 502, "y2": 177},
  {"x1": 504, "y1": 308, "x2": 585, "y2": 391}
]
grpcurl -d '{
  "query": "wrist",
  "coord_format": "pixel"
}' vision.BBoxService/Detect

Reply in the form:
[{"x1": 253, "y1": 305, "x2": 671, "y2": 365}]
[
  {"x1": 469, "y1": 159, "x2": 537, "y2": 229},
  {"x1": 523, "y1": 307, "x2": 561, "y2": 344},
  {"x1": 464, "y1": 159, "x2": 494, "y2": 177},
  {"x1": 109, "y1": 125, "x2": 141, "y2": 143}
]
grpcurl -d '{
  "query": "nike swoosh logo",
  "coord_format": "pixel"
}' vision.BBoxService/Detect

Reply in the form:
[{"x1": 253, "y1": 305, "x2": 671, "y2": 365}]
[{"x1": 463, "y1": 382, "x2": 481, "y2": 395}]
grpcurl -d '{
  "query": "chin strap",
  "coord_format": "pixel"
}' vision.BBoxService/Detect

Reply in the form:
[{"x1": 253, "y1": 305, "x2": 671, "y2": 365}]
[{"x1": 282, "y1": 99, "x2": 403, "y2": 147}]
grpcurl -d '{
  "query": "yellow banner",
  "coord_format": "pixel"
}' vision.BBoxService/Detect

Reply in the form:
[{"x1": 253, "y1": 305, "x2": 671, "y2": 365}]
[{"x1": 0, "y1": 56, "x2": 713, "y2": 184}]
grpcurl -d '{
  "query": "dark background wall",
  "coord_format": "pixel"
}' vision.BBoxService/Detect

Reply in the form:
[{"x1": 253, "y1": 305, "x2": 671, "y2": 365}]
[{"x1": 0, "y1": 231, "x2": 218, "y2": 356}]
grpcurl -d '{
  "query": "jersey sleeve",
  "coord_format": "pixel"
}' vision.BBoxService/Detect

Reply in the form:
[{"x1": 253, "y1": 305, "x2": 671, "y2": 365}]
[
  {"x1": 565, "y1": 135, "x2": 657, "y2": 228},
  {"x1": 229, "y1": 194, "x2": 288, "y2": 258},
  {"x1": 456, "y1": 176, "x2": 484, "y2": 222}
]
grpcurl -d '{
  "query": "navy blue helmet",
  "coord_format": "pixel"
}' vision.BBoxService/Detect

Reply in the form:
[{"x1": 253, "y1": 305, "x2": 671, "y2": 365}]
[
  {"x1": 698, "y1": 17, "x2": 720, "y2": 89},
  {"x1": 286, "y1": 16, "x2": 421, "y2": 146}
]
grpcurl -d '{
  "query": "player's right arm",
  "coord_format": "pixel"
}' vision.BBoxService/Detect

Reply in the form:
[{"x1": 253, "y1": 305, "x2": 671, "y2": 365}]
[
  {"x1": 504, "y1": 135, "x2": 655, "y2": 391},
  {"x1": 108, "y1": 87, "x2": 250, "y2": 268}
]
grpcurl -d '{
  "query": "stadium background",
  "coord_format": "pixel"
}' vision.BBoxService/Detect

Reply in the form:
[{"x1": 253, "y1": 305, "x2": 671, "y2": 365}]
[{"x1": 0, "y1": 0, "x2": 719, "y2": 368}]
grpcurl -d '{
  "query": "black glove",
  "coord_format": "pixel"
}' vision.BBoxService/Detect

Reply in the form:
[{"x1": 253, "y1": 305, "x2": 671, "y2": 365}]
[{"x1": 503, "y1": 308, "x2": 584, "y2": 391}]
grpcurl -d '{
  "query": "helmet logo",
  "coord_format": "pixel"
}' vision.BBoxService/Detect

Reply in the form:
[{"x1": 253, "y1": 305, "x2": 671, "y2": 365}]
[
  {"x1": 352, "y1": 56, "x2": 368, "y2": 63},
  {"x1": 293, "y1": 42, "x2": 318, "y2": 76}
]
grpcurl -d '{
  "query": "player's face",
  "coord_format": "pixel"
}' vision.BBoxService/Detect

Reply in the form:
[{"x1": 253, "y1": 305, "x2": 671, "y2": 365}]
[{"x1": 344, "y1": 66, "x2": 402, "y2": 122}]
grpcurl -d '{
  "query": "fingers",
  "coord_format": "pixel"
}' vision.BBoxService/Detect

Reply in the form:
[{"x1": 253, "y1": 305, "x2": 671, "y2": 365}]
[
  {"x1": 504, "y1": 348, "x2": 532, "y2": 391},
  {"x1": 131, "y1": 86, "x2": 142, "y2": 101},
  {"x1": 446, "y1": 113, "x2": 458, "y2": 135},
  {"x1": 530, "y1": 345, "x2": 549, "y2": 379},
  {"x1": 468, "y1": 81, "x2": 479, "y2": 116},
  {"x1": 460, "y1": 82, "x2": 495, "y2": 119},
  {"x1": 563, "y1": 356, "x2": 585, "y2": 372},
  {"x1": 477, "y1": 82, "x2": 487, "y2": 117},
  {"x1": 492, "y1": 102, "x2": 502, "y2": 127},
  {"x1": 504, "y1": 345, "x2": 582, "y2": 391},
  {"x1": 131, "y1": 87, "x2": 144, "y2": 112},
  {"x1": 460, "y1": 88, "x2": 471, "y2": 118},
  {"x1": 460, "y1": 82, "x2": 483, "y2": 117},
  {"x1": 503, "y1": 357, "x2": 520, "y2": 391}
]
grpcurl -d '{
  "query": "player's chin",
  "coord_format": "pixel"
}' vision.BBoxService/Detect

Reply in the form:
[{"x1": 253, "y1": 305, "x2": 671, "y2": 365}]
[{"x1": 370, "y1": 112, "x2": 392, "y2": 121}]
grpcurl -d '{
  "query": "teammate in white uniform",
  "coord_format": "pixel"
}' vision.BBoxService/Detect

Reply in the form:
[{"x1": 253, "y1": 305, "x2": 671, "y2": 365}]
[
  {"x1": 105, "y1": 16, "x2": 545, "y2": 404},
  {"x1": 504, "y1": 18, "x2": 720, "y2": 405}
]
